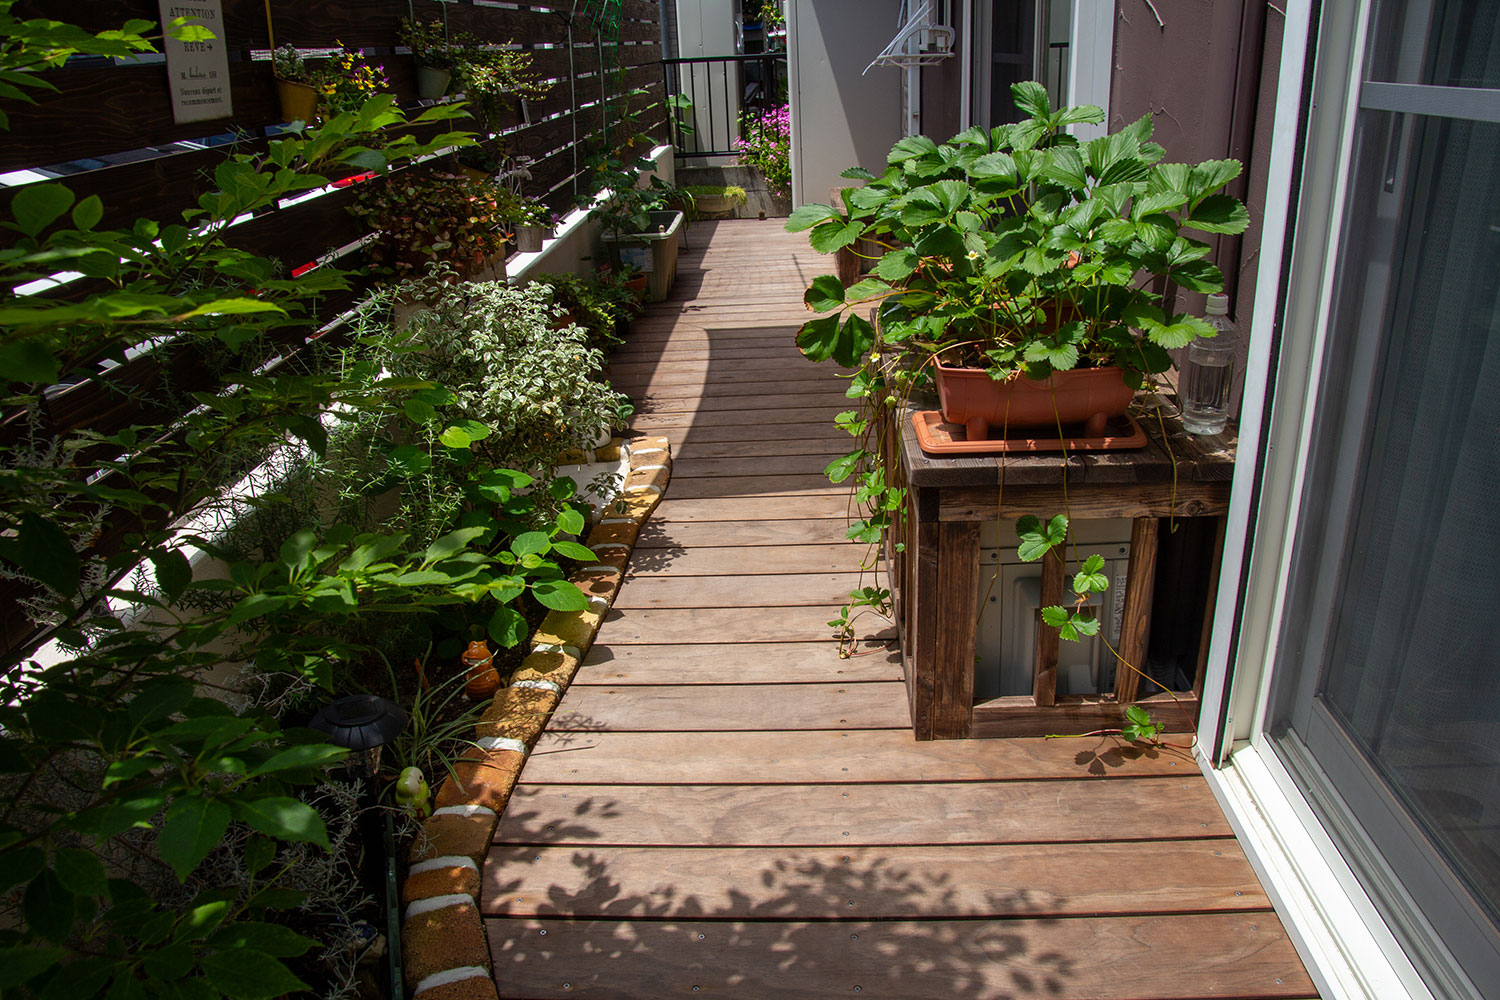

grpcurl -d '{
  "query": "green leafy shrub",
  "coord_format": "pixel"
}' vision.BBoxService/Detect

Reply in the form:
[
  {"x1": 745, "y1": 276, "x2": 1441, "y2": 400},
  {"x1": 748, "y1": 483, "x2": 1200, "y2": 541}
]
[
  {"x1": 390, "y1": 279, "x2": 633, "y2": 477},
  {"x1": 531, "y1": 270, "x2": 644, "y2": 349},
  {"x1": 350, "y1": 170, "x2": 510, "y2": 276},
  {"x1": 787, "y1": 82, "x2": 1246, "y2": 704}
]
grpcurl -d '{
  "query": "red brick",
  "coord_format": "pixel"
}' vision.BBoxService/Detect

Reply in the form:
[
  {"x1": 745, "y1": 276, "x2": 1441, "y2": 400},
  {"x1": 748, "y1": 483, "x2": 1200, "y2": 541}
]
[
  {"x1": 403, "y1": 901, "x2": 489, "y2": 988},
  {"x1": 413, "y1": 812, "x2": 497, "y2": 866},
  {"x1": 433, "y1": 750, "x2": 525, "y2": 811}
]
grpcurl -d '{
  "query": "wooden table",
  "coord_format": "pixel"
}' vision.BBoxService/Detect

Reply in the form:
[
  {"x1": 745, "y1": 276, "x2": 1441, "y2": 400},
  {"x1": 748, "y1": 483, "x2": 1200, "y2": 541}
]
[{"x1": 891, "y1": 396, "x2": 1236, "y2": 740}]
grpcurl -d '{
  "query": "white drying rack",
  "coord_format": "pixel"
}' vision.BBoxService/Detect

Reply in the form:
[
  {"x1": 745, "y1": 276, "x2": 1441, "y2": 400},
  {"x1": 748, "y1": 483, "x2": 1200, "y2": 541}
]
[{"x1": 863, "y1": 0, "x2": 956, "y2": 74}]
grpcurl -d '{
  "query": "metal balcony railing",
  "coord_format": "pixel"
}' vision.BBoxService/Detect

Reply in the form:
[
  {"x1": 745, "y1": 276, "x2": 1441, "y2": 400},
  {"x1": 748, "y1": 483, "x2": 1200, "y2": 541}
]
[{"x1": 662, "y1": 53, "x2": 789, "y2": 159}]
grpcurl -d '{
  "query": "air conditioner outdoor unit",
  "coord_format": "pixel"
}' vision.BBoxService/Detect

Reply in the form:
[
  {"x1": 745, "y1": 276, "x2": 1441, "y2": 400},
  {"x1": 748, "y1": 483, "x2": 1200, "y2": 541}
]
[{"x1": 973, "y1": 519, "x2": 1133, "y2": 702}]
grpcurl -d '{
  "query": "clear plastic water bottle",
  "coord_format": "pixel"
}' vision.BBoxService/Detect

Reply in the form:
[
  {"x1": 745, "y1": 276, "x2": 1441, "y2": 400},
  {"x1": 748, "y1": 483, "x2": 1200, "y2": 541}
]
[{"x1": 1181, "y1": 294, "x2": 1235, "y2": 434}]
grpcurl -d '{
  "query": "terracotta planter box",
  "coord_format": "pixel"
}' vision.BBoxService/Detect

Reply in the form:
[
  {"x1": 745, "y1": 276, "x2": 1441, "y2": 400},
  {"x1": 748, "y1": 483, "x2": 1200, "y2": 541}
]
[{"x1": 934, "y1": 362, "x2": 1136, "y2": 441}]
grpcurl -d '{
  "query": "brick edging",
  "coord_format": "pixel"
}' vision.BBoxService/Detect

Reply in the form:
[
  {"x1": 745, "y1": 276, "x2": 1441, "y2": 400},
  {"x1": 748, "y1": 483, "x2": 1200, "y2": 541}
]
[{"x1": 399, "y1": 435, "x2": 672, "y2": 999}]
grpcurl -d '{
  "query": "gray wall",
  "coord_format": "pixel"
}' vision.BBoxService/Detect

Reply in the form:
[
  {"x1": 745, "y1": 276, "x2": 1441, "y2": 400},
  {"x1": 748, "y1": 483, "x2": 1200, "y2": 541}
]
[
  {"x1": 1110, "y1": 1, "x2": 1280, "y2": 410},
  {"x1": 788, "y1": 0, "x2": 904, "y2": 205}
]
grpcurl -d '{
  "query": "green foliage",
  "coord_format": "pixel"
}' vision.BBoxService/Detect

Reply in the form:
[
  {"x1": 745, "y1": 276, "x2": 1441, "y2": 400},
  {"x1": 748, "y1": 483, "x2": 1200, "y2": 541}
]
[
  {"x1": 273, "y1": 43, "x2": 393, "y2": 117},
  {"x1": 387, "y1": 278, "x2": 633, "y2": 478},
  {"x1": 400, "y1": 18, "x2": 462, "y2": 71},
  {"x1": 530, "y1": 270, "x2": 644, "y2": 350},
  {"x1": 350, "y1": 169, "x2": 511, "y2": 276},
  {"x1": 582, "y1": 148, "x2": 677, "y2": 238},
  {"x1": 1121, "y1": 704, "x2": 1164, "y2": 743},
  {"x1": 787, "y1": 84, "x2": 1247, "y2": 660},
  {"x1": 791, "y1": 84, "x2": 1246, "y2": 383},
  {"x1": 0, "y1": 10, "x2": 607, "y2": 996}
]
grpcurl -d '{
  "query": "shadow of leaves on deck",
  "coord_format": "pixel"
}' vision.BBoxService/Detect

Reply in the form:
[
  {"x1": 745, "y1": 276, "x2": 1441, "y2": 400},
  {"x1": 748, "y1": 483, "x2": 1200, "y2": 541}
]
[{"x1": 487, "y1": 844, "x2": 1075, "y2": 999}]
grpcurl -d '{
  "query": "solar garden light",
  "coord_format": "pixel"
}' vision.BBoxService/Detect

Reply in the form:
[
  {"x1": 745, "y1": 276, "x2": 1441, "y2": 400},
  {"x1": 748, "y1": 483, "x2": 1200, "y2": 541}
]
[{"x1": 309, "y1": 694, "x2": 408, "y2": 779}]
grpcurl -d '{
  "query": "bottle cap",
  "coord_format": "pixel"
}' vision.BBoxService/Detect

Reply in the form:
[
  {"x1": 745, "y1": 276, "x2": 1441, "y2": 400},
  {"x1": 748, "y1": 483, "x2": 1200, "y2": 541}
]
[{"x1": 1206, "y1": 294, "x2": 1229, "y2": 316}]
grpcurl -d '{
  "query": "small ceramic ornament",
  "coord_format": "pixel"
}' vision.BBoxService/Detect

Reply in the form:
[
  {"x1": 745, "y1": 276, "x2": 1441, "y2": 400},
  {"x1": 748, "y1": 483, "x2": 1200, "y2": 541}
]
[{"x1": 462, "y1": 639, "x2": 499, "y2": 699}]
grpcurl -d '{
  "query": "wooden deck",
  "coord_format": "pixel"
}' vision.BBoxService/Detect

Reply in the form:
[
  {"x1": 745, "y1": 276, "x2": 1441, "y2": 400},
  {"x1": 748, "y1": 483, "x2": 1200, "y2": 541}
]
[{"x1": 481, "y1": 221, "x2": 1317, "y2": 999}]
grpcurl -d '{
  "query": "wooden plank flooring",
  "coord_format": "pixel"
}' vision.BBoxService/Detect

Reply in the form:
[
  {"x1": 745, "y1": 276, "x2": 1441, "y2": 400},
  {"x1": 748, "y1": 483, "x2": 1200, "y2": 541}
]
[{"x1": 483, "y1": 221, "x2": 1317, "y2": 999}]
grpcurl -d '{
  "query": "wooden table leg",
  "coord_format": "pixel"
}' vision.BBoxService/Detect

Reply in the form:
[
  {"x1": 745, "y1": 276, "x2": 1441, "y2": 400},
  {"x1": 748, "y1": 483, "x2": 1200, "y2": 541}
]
[
  {"x1": 932, "y1": 521, "x2": 980, "y2": 739},
  {"x1": 1033, "y1": 544, "x2": 1065, "y2": 707},
  {"x1": 909, "y1": 490, "x2": 939, "y2": 741},
  {"x1": 1114, "y1": 517, "x2": 1162, "y2": 703},
  {"x1": 1193, "y1": 516, "x2": 1228, "y2": 700}
]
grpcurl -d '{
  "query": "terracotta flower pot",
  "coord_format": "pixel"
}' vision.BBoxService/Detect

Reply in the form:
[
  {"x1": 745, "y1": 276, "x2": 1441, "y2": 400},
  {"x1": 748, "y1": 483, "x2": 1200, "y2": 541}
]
[
  {"x1": 624, "y1": 273, "x2": 648, "y2": 300},
  {"x1": 934, "y1": 362, "x2": 1136, "y2": 441},
  {"x1": 275, "y1": 77, "x2": 320, "y2": 125}
]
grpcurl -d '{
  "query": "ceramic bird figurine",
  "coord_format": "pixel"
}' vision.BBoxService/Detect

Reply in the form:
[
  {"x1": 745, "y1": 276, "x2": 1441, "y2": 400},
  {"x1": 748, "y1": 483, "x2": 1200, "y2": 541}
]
[{"x1": 394, "y1": 766, "x2": 430, "y2": 820}]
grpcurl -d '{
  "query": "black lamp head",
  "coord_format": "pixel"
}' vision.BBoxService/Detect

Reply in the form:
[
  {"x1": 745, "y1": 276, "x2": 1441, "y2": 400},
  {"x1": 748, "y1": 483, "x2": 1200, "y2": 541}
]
[{"x1": 310, "y1": 694, "x2": 408, "y2": 749}]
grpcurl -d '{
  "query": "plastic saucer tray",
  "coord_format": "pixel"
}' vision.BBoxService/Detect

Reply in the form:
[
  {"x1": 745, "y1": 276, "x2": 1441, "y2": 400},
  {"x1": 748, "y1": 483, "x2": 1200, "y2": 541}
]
[{"x1": 911, "y1": 409, "x2": 1148, "y2": 454}]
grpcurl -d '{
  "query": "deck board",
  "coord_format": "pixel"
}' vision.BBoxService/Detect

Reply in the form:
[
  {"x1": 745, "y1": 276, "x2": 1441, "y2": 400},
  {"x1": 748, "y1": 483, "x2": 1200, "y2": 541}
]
[
  {"x1": 519, "y1": 729, "x2": 1192, "y2": 783},
  {"x1": 574, "y1": 641, "x2": 902, "y2": 685},
  {"x1": 610, "y1": 571, "x2": 868, "y2": 608},
  {"x1": 484, "y1": 841, "x2": 1269, "y2": 918},
  {"x1": 482, "y1": 220, "x2": 1317, "y2": 999},
  {"x1": 547, "y1": 681, "x2": 912, "y2": 731},
  {"x1": 487, "y1": 914, "x2": 1316, "y2": 999},
  {"x1": 494, "y1": 779, "x2": 1235, "y2": 846}
]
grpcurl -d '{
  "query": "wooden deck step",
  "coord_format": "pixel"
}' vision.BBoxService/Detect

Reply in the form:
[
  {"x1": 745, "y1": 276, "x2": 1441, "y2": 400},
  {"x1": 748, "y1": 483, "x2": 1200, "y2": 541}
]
[
  {"x1": 630, "y1": 407, "x2": 848, "y2": 432},
  {"x1": 484, "y1": 912, "x2": 1317, "y2": 1000},
  {"x1": 574, "y1": 640, "x2": 901, "y2": 685},
  {"x1": 626, "y1": 422, "x2": 849, "y2": 446},
  {"x1": 547, "y1": 681, "x2": 911, "y2": 732},
  {"x1": 664, "y1": 454, "x2": 844, "y2": 478},
  {"x1": 519, "y1": 729, "x2": 1190, "y2": 784},
  {"x1": 667, "y1": 438, "x2": 850, "y2": 459},
  {"x1": 636, "y1": 391, "x2": 850, "y2": 414},
  {"x1": 493, "y1": 778, "x2": 1235, "y2": 846}
]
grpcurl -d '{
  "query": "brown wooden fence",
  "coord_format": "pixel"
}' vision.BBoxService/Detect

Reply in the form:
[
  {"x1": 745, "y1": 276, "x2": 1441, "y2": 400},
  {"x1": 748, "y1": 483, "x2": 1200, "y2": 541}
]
[{"x1": 0, "y1": 0, "x2": 667, "y2": 655}]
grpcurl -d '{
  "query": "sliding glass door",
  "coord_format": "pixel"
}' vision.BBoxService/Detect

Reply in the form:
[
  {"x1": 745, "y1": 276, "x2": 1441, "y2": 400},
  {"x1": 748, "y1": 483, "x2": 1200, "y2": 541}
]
[{"x1": 1265, "y1": 1, "x2": 1500, "y2": 995}]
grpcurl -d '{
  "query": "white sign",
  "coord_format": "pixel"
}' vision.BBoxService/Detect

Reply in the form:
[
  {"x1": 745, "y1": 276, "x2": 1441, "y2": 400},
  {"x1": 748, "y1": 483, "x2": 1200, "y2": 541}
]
[{"x1": 158, "y1": 1, "x2": 233, "y2": 124}]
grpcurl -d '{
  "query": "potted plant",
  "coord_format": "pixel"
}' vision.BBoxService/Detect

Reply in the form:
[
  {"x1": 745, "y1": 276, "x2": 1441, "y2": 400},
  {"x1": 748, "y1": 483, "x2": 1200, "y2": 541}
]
[
  {"x1": 531, "y1": 270, "x2": 644, "y2": 349},
  {"x1": 736, "y1": 104, "x2": 791, "y2": 201},
  {"x1": 510, "y1": 200, "x2": 557, "y2": 253},
  {"x1": 450, "y1": 38, "x2": 551, "y2": 134},
  {"x1": 788, "y1": 81, "x2": 1249, "y2": 440},
  {"x1": 400, "y1": 18, "x2": 459, "y2": 100},
  {"x1": 585, "y1": 152, "x2": 684, "y2": 302},
  {"x1": 272, "y1": 44, "x2": 320, "y2": 123},
  {"x1": 681, "y1": 183, "x2": 747, "y2": 219},
  {"x1": 273, "y1": 43, "x2": 392, "y2": 124},
  {"x1": 350, "y1": 170, "x2": 510, "y2": 278}
]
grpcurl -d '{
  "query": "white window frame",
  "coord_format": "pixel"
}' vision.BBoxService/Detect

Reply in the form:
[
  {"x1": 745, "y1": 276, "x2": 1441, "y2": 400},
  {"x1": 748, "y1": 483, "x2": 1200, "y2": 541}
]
[{"x1": 1191, "y1": 0, "x2": 1463, "y2": 997}]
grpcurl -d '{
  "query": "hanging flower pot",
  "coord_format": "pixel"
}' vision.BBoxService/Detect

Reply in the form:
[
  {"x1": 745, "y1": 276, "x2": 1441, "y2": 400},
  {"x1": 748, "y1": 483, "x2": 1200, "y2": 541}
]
[
  {"x1": 275, "y1": 77, "x2": 320, "y2": 125},
  {"x1": 415, "y1": 65, "x2": 451, "y2": 100},
  {"x1": 515, "y1": 224, "x2": 550, "y2": 253}
]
